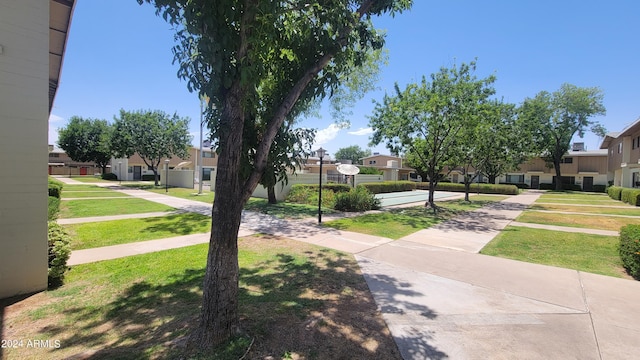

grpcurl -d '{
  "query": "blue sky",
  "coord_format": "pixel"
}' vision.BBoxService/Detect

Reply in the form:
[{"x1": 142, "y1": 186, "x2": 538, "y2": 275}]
[{"x1": 50, "y1": 0, "x2": 640, "y2": 158}]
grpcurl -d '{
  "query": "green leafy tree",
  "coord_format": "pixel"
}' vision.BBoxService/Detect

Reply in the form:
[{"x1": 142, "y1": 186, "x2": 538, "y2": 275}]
[
  {"x1": 111, "y1": 109, "x2": 191, "y2": 186},
  {"x1": 57, "y1": 116, "x2": 113, "y2": 174},
  {"x1": 334, "y1": 145, "x2": 372, "y2": 164},
  {"x1": 140, "y1": 0, "x2": 413, "y2": 348},
  {"x1": 262, "y1": 126, "x2": 316, "y2": 204},
  {"x1": 520, "y1": 83, "x2": 606, "y2": 190},
  {"x1": 370, "y1": 61, "x2": 495, "y2": 209}
]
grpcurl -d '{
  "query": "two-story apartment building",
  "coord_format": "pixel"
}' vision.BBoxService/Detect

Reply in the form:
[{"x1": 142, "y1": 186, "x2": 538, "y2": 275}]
[
  {"x1": 112, "y1": 147, "x2": 218, "y2": 182},
  {"x1": 497, "y1": 147, "x2": 608, "y2": 190},
  {"x1": 48, "y1": 147, "x2": 105, "y2": 176},
  {"x1": 359, "y1": 153, "x2": 416, "y2": 181},
  {"x1": 600, "y1": 117, "x2": 640, "y2": 188}
]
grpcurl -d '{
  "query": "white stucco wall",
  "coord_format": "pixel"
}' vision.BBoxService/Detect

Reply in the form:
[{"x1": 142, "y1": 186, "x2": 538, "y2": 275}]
[{"x1": 0, "y1": 1, "x2": 50, "y2": 298}]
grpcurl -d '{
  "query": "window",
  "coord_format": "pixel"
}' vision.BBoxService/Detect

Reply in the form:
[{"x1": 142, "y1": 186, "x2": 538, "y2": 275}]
[
  {"x1": 203, "y1": 151, "x2": 215, "y2": 158},
  {"x1": 619, "y1": 143, "x2": 623, "y2": 154},
  {"x1": 560, "y1": 157, "x2": 573, "y2": 164},
  {"x1": 634, "y1": 138, "x2": 637, "y2": 150},
  {"x1": 505, "y1": 174, "x2": 524, "y2": 183},
  {"x1": 202, "y1": 168, "x2": 212, "y2": 181},
  {"x1": 49, "y1": 153, "x2": 59, "y2": 158},
  {"x1": 368, "y1": 160, "x2": 377, "y2": 165}
]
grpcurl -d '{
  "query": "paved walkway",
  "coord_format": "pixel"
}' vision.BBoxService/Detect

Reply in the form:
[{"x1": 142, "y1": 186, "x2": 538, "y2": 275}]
[{"x1": 57, "y1": 179, "x2": 640, "y2": 359}]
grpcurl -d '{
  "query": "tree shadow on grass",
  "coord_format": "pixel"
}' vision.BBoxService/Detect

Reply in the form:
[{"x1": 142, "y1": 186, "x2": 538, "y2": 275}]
[
  {"x1": 34, "y1": 238, "x2": 445, "y2": 359},
  {"x1": 142, "y1": 212, "x2": 211, "y2": 235}
]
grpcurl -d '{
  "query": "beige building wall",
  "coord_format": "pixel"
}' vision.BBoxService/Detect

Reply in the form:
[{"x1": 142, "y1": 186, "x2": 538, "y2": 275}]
[{"x1": 0, "y1": 1, "x2": 50, "y2": 298}]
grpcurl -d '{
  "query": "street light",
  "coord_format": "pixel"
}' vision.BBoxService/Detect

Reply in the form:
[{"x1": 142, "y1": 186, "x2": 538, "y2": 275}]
[
  {"x1": 316, "y1": 147, "x2": 327, "y2": 223},
  {"x1": 165, "y1": 159, "x2": 170, "y2": 192}
]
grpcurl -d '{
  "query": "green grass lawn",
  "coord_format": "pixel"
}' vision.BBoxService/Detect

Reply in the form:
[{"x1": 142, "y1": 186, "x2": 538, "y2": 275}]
[
  {"x1": 537, "y1": 192, "x2": 621, "y2": 205},
  {"x1": 324, "y1": 199, "x2": 500, "y2": 239},
  {"x1": 6, "y1": 237, "x2": 398, "y2": 360},
  {"x1": 530, "y1": 203, "x2": 640, "y2": 216},
  {"x1": 516, "y1": 211, "x2": 640, "y2": 231},
  {"x1": 244, "y1": 198, "x2": 338, "y2": 219},
  {"x1": 60, "y1": 198, "x2": 175, "y2": 218},
  {"x1": 64, "y1": 213, "x2": 211, "y2": 249},
  {"x1": 68, "y1": 176, "x2": 113, "y2": 183},
  {"x1": 62, "y1": 190, "x2": 130, "y2": 198},
  {"x1": 125, "y1": 184, "x2": 215, "y2": 204},
  {"x1": 60, "y1": 184, "x2": 104, "y2": 191},
  {"x1": 481, "y1": 226, "x2": 627, "y2": 278}
]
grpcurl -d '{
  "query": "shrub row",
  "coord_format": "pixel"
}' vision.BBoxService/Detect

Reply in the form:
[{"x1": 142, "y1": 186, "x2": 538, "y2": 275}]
[
  {"x1": 142, "y1": 174, "x2": 158, "y2": 181},
  {"x1": 102, "y1": 172, "x2": 117, "y2": 181},
  {"x1": 48, "y1": 221, "x2": 71, "y2": 288},
  {"x1": 48, "y1": 177, "x2": 64, "y2": 198},
  {"x1": 539, "y1": 183, "x2": 582, "y2": 191},
  {"x1": 285, "y1": 184, "x2": 345, "y2": 208},
  {"x1": 591, "y1": 184, "x2": 607, "y2": 193},
  {"x1": 358, "y1": 181, "x2": 416, "y2": 194},
  {"x1": 619, "y1": 225, "x2": 640, "y2": 279},
  {"x1": 48, "y1": 196, "x2": 60, "y2": 220},
  {"x1": 621, "y1": 188, "x2": 640, "y2": 206},
  {"x1": 499, "y1": 182, "x2": 530, "y2": 189},
  {"x1": 416, "y1": 182, "x2": 519, "y2": 195},
  {"x1": 607, "y1": 186, "x2": 623, "y2": 200},
  {"x1": 334, "y1": 186, "x2": 380, "y2": 212}
]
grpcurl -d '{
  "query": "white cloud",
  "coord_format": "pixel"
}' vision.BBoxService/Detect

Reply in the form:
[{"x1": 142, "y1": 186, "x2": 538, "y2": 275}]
[
  {"x1": 314, "y1": 123, "x2": 342, "y2": 145},
  {"x1": 48, "y1": 114, "x2": 66, "y2": 146},
  {"x1": 348, "y1": 127, "x2": 374, "y2": 136}
]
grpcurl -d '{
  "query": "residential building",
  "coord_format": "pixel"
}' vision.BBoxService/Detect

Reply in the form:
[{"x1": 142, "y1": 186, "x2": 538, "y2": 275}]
[
  {"x1": 497, "y1": 148, "x2": 608, "y2": 190},
  {"x1": 1, "y1": 0, "x2": 75, "y2": 299},
  {"x1": 112, "y1": 147, "x2": 217, "y2": 182},
  {"x1": 359, "y1": 153, "x2": 417, "y2": 181},
  {"x1": 48, "y1": 147, "x2": 105, "y2": 176},
  {"x1": 600, "y1": 117, "x2": 640, "y2": 188}
]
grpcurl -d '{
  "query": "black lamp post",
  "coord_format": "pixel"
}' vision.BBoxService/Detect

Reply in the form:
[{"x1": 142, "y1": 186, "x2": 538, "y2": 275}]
[
  {"x1": 118, "y1": 161, "x2": 122, "y2": 185},
  {"x1": 316, "y1": 147, "x2": 326, "y2": 223},
  {"x1": 165, "y1": 159, "x2": 170, "y2": 192}
]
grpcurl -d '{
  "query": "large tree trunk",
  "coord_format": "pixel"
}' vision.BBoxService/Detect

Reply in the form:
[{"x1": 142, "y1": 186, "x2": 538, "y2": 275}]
[
  {"x1": 190, "y1": 85, "x2": 246, "y2": 349},
  {"x1": 488, "y1": 174, "x2": 496, "y2": 184},
  {"x1": 464, "y1": 179, "x2": 471, "y2": 202},
  {"x1": 554, "y1": 160, "x2": 563, "y2": 191},
  {"x1": 267, "y1": 185, "x2": 277, "y2": 204}
]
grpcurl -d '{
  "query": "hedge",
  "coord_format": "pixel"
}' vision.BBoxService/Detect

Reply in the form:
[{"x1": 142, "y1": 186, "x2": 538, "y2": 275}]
[
  {"x1": 540, "y1": 183, "x2": 582, "y2": 191},
  {"x1": 48, "y1": 196, "x2": 60, "y2": 221},
  {"x1": 101, "y1": 172, "x2": 117, "y2": 181},
  {"x1": 619, "y1": 225, "x2": 640, "y2": 279},
  {"x1": 333, "y1": 187, "x2": 380, "y2": 212},
  {"x1": 499, "y1": 182, "x2": 529, "y2": 189},
  {"x1": 621, "y1": 188, "x2": 640, "y2": 206},
  {"x1": 607, "y1": 186, "x2": 623, "y2": 200},
  {"x1": 591, "y1": 184, "x2": 607, "y2": 193},
  {"x1": 416, "y1": 182, "x2": 519, "y2": 195},
  {"x1": 285, "y1": 184, "x2": 347, "y2": 208},
  {"x1": 48, "y1": 221, "x2": 71, "y2": 288},
  {"x1": 48, "y1": 177, "x2": 64, "y2": 198},
  {"x1": 142, "y1": 174, "x2": 160, "y2": 181},
  {"x1": 358, "y1": 181, "x2": 416, "y2": 194}
]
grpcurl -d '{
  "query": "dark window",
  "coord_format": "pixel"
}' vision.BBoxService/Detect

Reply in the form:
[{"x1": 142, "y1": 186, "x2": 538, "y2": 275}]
[
  {"x1": 560, "y1": 157, "x2": 573, "y2": 164},
  {"x1": 49, "y1": 153, "x2": 60, "y2": 158},
  {"x1": 506, "y1": 174, "x2": 524, "y2": 183},
  {"x1": 203, "y1": 168, "x2": 212, "y2": 181},
  {"x1": 203, "y1": 151, "x2": 215, "y2": 158}
]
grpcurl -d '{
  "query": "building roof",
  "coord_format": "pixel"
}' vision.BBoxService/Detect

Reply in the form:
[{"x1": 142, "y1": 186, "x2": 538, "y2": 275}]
[
  {"x1": 566, "y1": 149, "x2": 608, "y2": 156},
  {"x1": 49, "y1": 0, "x2": 76, "y2": 113}
]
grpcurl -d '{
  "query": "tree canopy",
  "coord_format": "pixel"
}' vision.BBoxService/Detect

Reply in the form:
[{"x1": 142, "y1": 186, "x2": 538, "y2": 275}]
[
  {"x1": 519, "y1": 83, "x2": 606, "y2": 190},
  {"x1": 140, "y1": 0, "x2": 413, "y2": 348},
  {"x1": 334, "y1": 145, "x2": 371, "y2": 164},
  {"x1": 369, "y1": 61, "x2": 495, "y2": 208},
  {"x1": 57, "y1": 116, "x2": 113, "y2": 173},
  {"x1": 111, "y1": 109, "x2": 191, "y2": 185}
]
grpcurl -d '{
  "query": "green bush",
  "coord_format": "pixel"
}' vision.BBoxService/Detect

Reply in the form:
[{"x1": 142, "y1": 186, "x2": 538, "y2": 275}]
[
  {"x1": 285, "y1": 184, "x2": 339, "y2": 208},
  {"x1": 539, "y1": 183, "x2": 582, "y2": 191},
  {"x1": 101, "y1": 172, "x2": 118, "y2": 181},
  {"x1": 607, "y1": 186, "x2": 623, "y2": 200},
  {"x1": 334, "y1": 187, "x2": 380, "y2": 212},
  {"x1": 416, "y1": 182, "x2": 518, "y2": 195},
  {"x1": 48, "y1": 222, "x2": 71, "y2": 288},
  {"x1": 621, "y1": 188, "x2": 640, "y2": 206},
  {"x1": 142, "y1": 174, "x2": 159, "y2": 181},
  {"x1": 499, "y1": 182, "x2": 530, "y2": 189},
  {"x1": 358, "y1": 166, "x2": 383, "y2": 175},
  {"x1": 358, "y1": 181, "x2": 416, "y2": 194},
  {"x1": 48, "y1": 177, "x2": 64, "y2": 198},
  {"x1": 619, "y1": 225, "x2": 640, "y2": 279},
  {"x1": 48, "y1": 196, "x2": 60, "y2": 220},
  {"x1": 591, "y1": 184, "x2": 607, "y2": 193}
]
